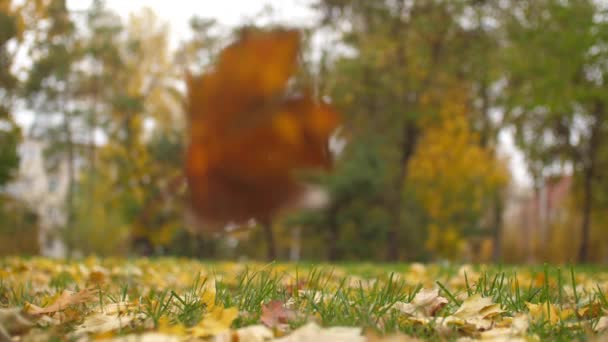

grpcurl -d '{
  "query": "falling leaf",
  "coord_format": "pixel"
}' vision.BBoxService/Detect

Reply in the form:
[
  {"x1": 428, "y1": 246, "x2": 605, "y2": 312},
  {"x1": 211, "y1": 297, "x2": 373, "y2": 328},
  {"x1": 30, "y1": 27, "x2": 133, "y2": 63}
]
[
  {"x1": 186, "y1": 28, "x2": 340, "y2": 231},
  {"x1": 24, "y1": 288, "x2": 97, "y2": 315},
  {"x1": 260, "y1": 300, "x2": 296, "y2": 328}
]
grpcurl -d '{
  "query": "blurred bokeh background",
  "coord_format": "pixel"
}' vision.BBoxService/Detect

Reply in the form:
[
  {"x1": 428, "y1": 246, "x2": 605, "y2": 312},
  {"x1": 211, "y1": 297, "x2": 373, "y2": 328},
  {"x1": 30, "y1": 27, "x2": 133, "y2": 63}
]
[{"x1": 1, "y1": 0, "x2": 608, "y2": 263}]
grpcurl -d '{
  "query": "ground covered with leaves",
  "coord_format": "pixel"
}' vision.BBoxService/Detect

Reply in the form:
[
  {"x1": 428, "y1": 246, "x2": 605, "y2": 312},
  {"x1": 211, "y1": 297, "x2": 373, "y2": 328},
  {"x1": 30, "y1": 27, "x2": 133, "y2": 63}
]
[{"x1": 1, "y1": 258, "x2": 608, "y2": 341}]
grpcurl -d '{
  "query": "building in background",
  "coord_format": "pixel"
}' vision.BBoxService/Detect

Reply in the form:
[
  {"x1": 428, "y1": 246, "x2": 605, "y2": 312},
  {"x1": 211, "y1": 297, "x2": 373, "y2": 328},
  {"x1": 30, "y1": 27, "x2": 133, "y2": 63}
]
[
  {"x1": 6, "y1": 139, "x2": 69, "y2": 257},
  {"x1": 504, "y1": 175, "x2": 573, "y2": 262}
]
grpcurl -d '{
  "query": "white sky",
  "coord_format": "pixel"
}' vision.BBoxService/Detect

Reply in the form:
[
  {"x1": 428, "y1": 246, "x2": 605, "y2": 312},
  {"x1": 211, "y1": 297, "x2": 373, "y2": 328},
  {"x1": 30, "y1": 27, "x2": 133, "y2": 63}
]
[{"x1": 30, "y1": 0, "x2": 532, "y2": 187}]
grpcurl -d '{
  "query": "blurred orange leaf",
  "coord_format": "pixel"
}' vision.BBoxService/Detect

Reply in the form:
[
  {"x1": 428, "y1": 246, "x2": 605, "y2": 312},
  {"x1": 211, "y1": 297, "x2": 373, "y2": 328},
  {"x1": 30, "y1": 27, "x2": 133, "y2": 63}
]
[{"x1": 186, "y1": 28, "x2": 340, "y2": 231}]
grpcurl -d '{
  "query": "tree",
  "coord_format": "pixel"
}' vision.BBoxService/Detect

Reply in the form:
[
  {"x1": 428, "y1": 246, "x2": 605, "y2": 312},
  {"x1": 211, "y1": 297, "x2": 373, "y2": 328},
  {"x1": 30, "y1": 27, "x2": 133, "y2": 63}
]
[
  {"x1": 316, "y1": 0, "x2": 500, "y2": 260},
  {"x1": 90, "y1": 7, "x2": 185, "y2": 254},
  {"x1": 24, "y1": 0, "x2": 82, "y2": 253},
  {"x1": 502, "y1": 0, "x2": 608, "y2": 262},
  {"x1": 0, "y1": 0, "x2": 28, "y2": 188},
  {"x1": 407, "y1": 87, "x2": 508, "y2": 260}
]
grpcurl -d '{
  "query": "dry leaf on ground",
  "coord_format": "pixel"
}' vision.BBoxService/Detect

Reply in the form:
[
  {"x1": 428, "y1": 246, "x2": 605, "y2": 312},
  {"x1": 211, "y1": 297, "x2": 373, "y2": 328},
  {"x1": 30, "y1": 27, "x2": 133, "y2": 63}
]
[
  {"x1": 393, "y1": 288, "x2": 448, "y2": 318},
  {"x1": 273, "y1": 322, "x2": 364, "y2": 342},
  {"x1": 24, "y1": 288, "x2": 97, "y2": 315},
  {"x1": 260, "y1": 300, "x2": 296, "y2": 328},
  {"x1": 0, "y1": 308, "x2": 36, "y2": 339},
  {"x1": 190, "y1": 305, "x2": 239, "y2": 338}
]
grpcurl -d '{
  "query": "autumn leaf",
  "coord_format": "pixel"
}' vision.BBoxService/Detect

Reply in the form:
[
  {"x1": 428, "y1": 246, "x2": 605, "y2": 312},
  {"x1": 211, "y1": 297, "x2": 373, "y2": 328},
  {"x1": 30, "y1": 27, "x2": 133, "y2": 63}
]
[
  {"x1": 393, "y1": 288, "x2": 448, "y2": 318},
  {"x1": 260, "y1": 300, "x2": 297, "y2": 329},
  {"x1": 273, "y1": 322, "x2": 364, "y2": 342},
  {"x1": 212, "y1": 325, "x2": 274, "y2": 342},
  {"x1": 97, "y1": 333, "x2": 182, "y2": 342},
  {"x1": 190, "y1": 305, "x2": 239, "y2": 338},
  {"x1": 0, "y1": 308, "x2": 35, "y2": 339},
  {"x1": 24, "y1": 288, "x2": 97, "y2": 315},
  {"x1": 525, "y1": 302, "x2": 566, "y2": 325},
  {"x1": 186, "y1": 27, "x2": 340, "y2": 231},
  {"x1": 71, "y1": 312, "x2": 144, "y2": 337},
  {"x1": 452, "y1": 294, "x2": 503, "y2": 320},
  {"x1": 475, "y1": 314, "x2": 529, "y2": 341},
  {"x1": 595, "y1": 316, "x2": 608, "y2": 333},
  {"x1": 440, "y1": 294, "x2": 504, "y2": 334}
]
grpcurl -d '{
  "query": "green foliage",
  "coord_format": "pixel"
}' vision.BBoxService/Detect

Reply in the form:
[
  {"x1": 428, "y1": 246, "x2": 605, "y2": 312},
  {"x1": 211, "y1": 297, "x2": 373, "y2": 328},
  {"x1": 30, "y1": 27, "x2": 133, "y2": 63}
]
[
  {"x1": 0, "y1": 112, "x2": 20, "y2": 187},
  {"x1": 0, "y1": 1, "x2": 23, "y2": 188},
  {"x1": 503, "y1": 0, "x2": 608, "y2": 262},
  {"x1": 286, "y1": 137, "x2": 393, "y2": 260},
  {"x1": 68, "y1": 172, "x2": 130, "y2": 256},
  {"x1": 5, "y1": 0, "x2": 608, "y2": 263}
]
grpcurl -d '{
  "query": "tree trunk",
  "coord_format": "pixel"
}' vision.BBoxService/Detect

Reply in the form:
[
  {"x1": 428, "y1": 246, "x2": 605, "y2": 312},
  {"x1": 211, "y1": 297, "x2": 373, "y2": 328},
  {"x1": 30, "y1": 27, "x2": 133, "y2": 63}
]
[
  {"x1": 260, "y1": 217, "x2": 277, "y2": 260},
  {"x1": 578, "y1": 107, "x2": 602, "y2": 263},
  {"x1": 491, "y1": 191, "x2": 503, "y2": 262},
  {"x1": 326, "y1": 202, "x2": 340, "y2": 261},
  {"x1": 63, "y1": 104, "x2": 75, "y2": 257},
  {"x1": 578, "y1": 167, "x2": 593, "y2": 263},
  {"x1": 387, "y1": 122, "x2": 419, "y2": 261}
]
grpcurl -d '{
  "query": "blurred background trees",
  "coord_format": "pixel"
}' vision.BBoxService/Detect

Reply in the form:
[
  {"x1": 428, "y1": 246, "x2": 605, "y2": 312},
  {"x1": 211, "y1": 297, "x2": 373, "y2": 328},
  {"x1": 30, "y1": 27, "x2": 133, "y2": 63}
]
[{"x1": 1, "y1": 0, "x2": 607, "y2": 263}]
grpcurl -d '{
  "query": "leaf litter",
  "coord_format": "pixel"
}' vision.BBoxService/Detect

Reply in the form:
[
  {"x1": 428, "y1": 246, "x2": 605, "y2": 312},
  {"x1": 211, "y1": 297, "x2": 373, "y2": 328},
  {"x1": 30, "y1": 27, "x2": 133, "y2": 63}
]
[{"x1": 1, "y1": 257, "x2": 608, "y2": 341}]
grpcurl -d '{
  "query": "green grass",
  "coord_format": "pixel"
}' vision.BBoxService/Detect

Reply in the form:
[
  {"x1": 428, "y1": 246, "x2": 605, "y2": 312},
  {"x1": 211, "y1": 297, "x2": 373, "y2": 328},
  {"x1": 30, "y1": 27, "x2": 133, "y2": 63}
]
[{"x1": 0, "y1": 257, "x2": 607, "y2": 340}]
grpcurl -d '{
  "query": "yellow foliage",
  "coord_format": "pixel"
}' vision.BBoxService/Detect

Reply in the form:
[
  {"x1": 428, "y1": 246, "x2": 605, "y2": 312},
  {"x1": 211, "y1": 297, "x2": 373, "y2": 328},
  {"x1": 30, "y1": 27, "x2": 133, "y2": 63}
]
[
  {"x1": 408, "y1": 86, "x2": 508, "y2": 259},
  {"x1": 424, "y1": 224, "x2": 465, "y2": 260}
]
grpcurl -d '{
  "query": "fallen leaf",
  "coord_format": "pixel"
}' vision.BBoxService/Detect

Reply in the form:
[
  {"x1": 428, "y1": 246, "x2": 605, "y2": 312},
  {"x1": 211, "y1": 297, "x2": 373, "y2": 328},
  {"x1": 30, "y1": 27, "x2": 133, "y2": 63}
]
[
  {"x1": 97, "y1": 333, "x2": 182, "y2": 342},
  {"x1": 273, "y1": 322, "x2": 364, "y2": 342},
  {"x1": 71, "y1": 312, "x2": 145, "y2": 336},
  {"x1": 190, "y1": 305, "x2": 239, "y2": 338},
  {"x1": 525, "y1": 302, "x2": 560, "y2": 325},
  {"x1": 595, "y1": 316, "x2": 608, "y2": 333},
  {"x1": 24, "y1": 288, "x2": 97, "y2": 315},
  {"x1": 0, "y1": 308, "x2": 35, "y2": 339},
  {"x1": 367, "y1": 331, "x2": 423, "y2": 341},
  {"x1": 453, "y1": 295, "x2": 503, "y2": 320},
  {"x1": 442, "y1": 294, "x2": 504, "y2": 334},
  {"x1": 211, "y1": 325, "x2": 274, "y2": 342},
  {"x1": 393, "y1": 288, "x2": 448, "y2": 318},
  {"x1": 476, "y1": 314, "x2": 529, "y2": 341},
  {"x1": 261, "y1": 300, "x2": 296, "y2": 328}
]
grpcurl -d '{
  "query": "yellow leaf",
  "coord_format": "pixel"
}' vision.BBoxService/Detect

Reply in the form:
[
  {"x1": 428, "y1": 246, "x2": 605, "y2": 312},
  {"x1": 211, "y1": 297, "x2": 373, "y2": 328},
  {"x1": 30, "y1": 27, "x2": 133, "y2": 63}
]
[
  {"x1": 190, "y1": 306, "x2": 238, "y2": 338},
  {"x1": 525, "y1": 302, "x2": 560, "y2": 325},
  {"x1": 453, "y1": 294, "x2": 503, "y2": 320},
  {"x1": 157, "y1": 316, "x2": 187, "y2": 336}
]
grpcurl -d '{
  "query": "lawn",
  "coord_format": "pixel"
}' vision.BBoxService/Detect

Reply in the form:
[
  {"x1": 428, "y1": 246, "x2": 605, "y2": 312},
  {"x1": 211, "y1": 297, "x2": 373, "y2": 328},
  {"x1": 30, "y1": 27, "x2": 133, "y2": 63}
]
[{"x1": 1, "y1": 257, "x2": 607, "y2": 341}]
